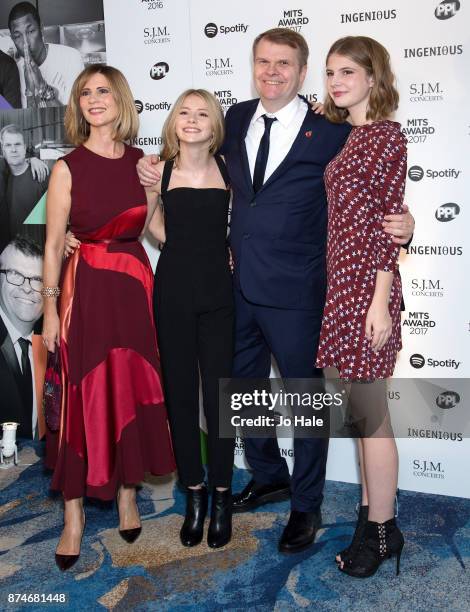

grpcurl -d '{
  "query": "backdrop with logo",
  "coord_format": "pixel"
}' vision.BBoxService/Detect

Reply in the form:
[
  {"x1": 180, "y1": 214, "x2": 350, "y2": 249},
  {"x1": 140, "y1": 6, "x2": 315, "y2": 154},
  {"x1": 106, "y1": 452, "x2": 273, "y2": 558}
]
[{"x1": 101, "y1": 0, "x2": 470, "y2": 499}]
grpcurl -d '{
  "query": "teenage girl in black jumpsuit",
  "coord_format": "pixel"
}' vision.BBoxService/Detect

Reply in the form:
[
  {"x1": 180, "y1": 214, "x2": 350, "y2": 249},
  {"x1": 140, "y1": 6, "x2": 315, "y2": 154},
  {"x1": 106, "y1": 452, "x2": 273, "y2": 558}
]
[{"x1": 147, "y1": 89, "x2": 234, "y2": 549}]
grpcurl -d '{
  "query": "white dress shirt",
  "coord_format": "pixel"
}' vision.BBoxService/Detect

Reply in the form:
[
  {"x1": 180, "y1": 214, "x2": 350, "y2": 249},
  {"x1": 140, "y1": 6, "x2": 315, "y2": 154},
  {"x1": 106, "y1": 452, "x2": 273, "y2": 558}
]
[
  {"x1": 245, "y1": 95, "x2": 308, "y2": 184},
  {"x1": 0, "y1": 307, "x2": 37, "y2": 437}
]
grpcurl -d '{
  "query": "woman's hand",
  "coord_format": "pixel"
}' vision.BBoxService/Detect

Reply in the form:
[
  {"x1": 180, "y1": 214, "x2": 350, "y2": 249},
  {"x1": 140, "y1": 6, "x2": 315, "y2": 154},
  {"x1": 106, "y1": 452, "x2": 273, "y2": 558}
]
[
  {"x1": 311, "y1": 102, "x2": 325, "y2": 114},
  {"x1": 42, "y1": 312, "x2": 60, "y2": 353},
  {"x1": 64, "y1": 231, "x2": 80, "y2": 257},
  {"x1": 365, "y1": 300, "x2": 392, "y2": 353}
]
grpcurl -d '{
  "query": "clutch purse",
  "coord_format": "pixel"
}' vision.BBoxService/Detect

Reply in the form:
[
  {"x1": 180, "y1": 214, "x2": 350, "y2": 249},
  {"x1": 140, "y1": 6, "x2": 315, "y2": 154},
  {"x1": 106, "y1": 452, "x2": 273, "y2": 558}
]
[{"x1": 43, "y1": 348, "x2": 62, "y2": 432}]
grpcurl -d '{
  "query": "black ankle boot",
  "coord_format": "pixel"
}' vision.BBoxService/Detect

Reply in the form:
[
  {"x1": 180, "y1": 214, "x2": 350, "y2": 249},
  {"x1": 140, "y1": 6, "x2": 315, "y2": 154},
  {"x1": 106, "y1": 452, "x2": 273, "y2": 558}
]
[
  {"x1": 207, "y1": 488, "x2": 232, "y2": 548},
  {"x1": 180, "y1": 485, "x2": 208, "y2": 547},
  {"x1": 339, "y1": 518, "x2": 404, "y2": 578},
  {"x1": 336, "y1": 505, "x2": 369, "y2": 565}
]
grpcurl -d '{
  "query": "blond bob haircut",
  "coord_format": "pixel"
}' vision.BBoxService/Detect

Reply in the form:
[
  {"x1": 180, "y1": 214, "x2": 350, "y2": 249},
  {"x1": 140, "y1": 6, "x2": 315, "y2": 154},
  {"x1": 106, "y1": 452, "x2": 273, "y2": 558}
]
[
  {"x1": 65, "y1": 64, "x2": 139, "y2": 146},
  {"x1": 324, "y1": 36, "x2": 399, "y2": 124},
  {"x1": 160, "y1": 89, "x2": 225, "y2": 161},
  {"x1": 252, "y1": 28, "x2": 309, "y2": 67}
]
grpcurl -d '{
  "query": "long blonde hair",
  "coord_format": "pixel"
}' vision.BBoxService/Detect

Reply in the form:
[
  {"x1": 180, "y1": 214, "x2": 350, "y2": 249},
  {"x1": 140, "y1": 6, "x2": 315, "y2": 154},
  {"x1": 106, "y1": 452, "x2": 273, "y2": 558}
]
[
  {"x1": 160, "y1": 89, "x2": 225, "y2": 160},
  {"x1": 65, "y1": 64, "x2": 139, "y2": 145}
]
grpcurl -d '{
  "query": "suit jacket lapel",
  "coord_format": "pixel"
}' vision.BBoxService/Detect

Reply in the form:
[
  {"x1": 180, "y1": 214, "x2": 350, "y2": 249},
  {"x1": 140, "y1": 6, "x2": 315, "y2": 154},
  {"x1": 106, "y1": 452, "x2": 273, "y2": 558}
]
[
  {"x1": 0, "y1": 321, "x2": 22, "y2": 383},
  {"x1": 259, "y1": 102, "x2": 317, "y2": 193}
]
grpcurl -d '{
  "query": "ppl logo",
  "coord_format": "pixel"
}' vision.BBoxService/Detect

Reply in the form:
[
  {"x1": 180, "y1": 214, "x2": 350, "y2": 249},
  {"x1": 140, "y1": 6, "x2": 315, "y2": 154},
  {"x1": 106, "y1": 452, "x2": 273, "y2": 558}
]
[
  {"x1": 410, "y1": 354, "x2": 425, "y2": 369},
  {"x1": 408, "y1": 166, "x2": 424, "y2": 181},
  {"x1": 134, "y1": 100, "x2": 144, "y2": 113},
  {"x1": 204, "y1": 23, "x2": 218, "y2": 37},
  {"x1": 150, "y1": 62, "x2": 169, "y2": 80},
  {"x1": 435, "y1": 0, "x2": 460, "y2": 20},
  {"x1": 436, "y1": 391, "x2": 460, "y2": 409},
  {"x1": 435, "y1": 203, "x2": 460, "y2": 222}
]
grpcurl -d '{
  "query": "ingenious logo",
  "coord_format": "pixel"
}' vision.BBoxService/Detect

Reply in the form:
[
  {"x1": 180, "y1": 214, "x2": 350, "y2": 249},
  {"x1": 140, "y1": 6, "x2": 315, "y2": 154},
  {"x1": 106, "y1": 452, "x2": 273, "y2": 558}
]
[
  {"x1": 340, "y1": 9, "x2": 397, "y2": 23},
  {"x1": 404, "y1": 44, "x2": 463, "y2": 59},
  {"x1": 435, "y1": 0, "x2": 460, "y2": 20},
  {"x1": 406, "y1": 244, "x2": 463, "y2": 256}
]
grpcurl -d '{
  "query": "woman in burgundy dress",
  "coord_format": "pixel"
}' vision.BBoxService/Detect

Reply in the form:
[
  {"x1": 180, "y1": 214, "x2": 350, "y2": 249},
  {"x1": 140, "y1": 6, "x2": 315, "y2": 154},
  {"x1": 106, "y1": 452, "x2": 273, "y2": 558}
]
[
  {"x1": 315, "y1": 37, "x2": 407, "y2": 578},
  {"x1": 41, "y1": 65, "x2": 175, "y2": 571}
]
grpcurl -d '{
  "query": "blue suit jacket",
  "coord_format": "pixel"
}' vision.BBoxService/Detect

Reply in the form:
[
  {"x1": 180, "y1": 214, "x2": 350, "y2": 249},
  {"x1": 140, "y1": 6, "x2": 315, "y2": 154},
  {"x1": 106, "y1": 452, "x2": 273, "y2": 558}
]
[{"x1": 223, "y1": 96, "x2": 351, "y2": 310}]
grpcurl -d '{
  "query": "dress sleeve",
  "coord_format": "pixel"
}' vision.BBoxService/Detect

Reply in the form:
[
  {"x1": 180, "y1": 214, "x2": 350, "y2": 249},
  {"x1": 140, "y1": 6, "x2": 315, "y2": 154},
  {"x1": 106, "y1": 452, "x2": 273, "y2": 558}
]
[{"x1": 375, "y1": 131, "x2": 407, "y2": 272}]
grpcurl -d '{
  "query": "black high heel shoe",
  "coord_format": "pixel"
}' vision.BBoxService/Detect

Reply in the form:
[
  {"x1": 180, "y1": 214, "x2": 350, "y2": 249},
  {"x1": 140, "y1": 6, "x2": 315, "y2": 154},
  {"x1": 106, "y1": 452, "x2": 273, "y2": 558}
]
[
  {"x1": 117, "y1": 490, "x2": 142, "y2": 543},
  {"x1": 336, "y1": 505, "x2": 368, "y2": 565},
  {"x1": 180, "y1": 485, "x2": 208, "y2": 547},
  {"x1": 119, "y1": 525, "x2": 142, "y2": 543},
  {"x1": 339, "y1": 517, "x2": 404, "y2": 578},
  {"x1": 55, "y1": 511, "x2": 85, "y2": 571},
  {"x1": 207, "y1": 488, "x2": 232, "y2": 548}
]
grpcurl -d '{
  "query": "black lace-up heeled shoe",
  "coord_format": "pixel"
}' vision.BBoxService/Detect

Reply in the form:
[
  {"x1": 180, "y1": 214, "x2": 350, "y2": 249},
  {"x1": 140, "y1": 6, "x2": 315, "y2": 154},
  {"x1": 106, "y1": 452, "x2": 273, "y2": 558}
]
[
  {"x1": 339, "y1": 518, "x2": 404, "y2": 578},
  {"x1": 336, "y1": 505, "x2": 369, "y2": 565}
]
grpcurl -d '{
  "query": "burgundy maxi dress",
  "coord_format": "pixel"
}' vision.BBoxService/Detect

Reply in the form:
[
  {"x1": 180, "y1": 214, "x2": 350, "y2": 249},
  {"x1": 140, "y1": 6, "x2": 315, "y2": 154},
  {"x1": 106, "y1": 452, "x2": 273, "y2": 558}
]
[{"x1": 50, "y1": 144, "x2": 175, "y2": 500}]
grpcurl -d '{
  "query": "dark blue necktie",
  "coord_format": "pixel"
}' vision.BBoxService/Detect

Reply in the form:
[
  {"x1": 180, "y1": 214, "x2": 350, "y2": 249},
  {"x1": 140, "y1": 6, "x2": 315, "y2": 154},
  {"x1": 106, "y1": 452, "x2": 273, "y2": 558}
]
[{"x1": 252, "y1": 115, "x2": 277, "y2": 193}]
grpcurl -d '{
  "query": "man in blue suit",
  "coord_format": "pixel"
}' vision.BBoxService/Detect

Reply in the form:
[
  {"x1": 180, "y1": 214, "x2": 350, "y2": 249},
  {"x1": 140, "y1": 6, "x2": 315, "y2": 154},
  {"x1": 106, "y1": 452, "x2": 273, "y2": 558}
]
[
  {"x1": 224, "y1": 28, "x2": 412, "y2": 554},
  {"x1": 137, "y1": 27, "x2": 413, "y2": 554}
]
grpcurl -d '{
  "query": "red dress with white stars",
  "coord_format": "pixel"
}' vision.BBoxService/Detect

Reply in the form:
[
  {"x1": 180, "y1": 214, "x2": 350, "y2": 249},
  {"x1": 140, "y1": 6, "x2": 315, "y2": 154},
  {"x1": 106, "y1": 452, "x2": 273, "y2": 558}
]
[{"x1": 316, "y1": 120, "x2": 407, "y2": 380}]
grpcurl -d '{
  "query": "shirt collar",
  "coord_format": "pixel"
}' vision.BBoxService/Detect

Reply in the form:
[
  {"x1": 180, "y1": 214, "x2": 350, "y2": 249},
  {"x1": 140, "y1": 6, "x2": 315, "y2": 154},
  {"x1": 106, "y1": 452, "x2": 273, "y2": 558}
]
[
  {"x1": 0, "y1": 305, "x2": 33, "y2": 346},
  {"x1": 252, "y1": 95, "x2": 302, "y2": 129}
]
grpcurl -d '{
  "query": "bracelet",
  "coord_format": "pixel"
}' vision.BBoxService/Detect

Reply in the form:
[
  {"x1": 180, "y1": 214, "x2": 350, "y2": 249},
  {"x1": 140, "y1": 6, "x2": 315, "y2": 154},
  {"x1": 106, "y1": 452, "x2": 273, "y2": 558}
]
[{"x1": 41, "y1": 286, "x2": 61, "y2": 298}]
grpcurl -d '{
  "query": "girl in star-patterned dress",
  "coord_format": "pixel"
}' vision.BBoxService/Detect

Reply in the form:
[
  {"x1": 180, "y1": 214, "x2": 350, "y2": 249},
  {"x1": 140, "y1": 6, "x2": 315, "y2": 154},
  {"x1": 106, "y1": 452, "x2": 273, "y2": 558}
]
[{"x1": 316, "y1": 36, "x2": 407, "y2": 579}]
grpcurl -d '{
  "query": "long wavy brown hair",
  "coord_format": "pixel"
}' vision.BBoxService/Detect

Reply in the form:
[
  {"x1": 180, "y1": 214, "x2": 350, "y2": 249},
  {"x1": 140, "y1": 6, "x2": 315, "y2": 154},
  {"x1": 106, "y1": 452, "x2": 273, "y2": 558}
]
[{"x1": 323, "y1": 36, "x2": 399, "y2": 124}]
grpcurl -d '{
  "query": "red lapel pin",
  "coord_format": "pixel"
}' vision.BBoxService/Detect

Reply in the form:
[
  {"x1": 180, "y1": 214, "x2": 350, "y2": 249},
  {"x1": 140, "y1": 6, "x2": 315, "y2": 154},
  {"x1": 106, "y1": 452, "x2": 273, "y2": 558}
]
[{"x1": 305, "y1": 130, "x2": 312, "y2": 138}]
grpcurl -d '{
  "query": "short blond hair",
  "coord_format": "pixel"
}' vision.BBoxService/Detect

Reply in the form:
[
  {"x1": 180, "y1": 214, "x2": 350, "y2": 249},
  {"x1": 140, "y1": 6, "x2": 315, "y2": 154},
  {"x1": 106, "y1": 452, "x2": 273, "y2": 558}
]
[
  {"x1": 253, "y1": 28, "x2": 309, "y2": 67},
  {"x1": 65, "y1": 64, "x2": 139, "y2": 146},
  {"x1": 324, "y1": 36, "x2": 399, "y2": 124},
  {"x1": 160, "y1": 89, "x2": 225, "y2": 161}
]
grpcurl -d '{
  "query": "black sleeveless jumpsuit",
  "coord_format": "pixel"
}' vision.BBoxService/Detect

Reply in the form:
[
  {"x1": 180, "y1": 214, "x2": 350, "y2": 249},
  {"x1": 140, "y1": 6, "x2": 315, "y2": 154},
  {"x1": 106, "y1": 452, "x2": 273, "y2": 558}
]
[{"x1": 154, "y1": 155, "x2": 235, "y2": 488}]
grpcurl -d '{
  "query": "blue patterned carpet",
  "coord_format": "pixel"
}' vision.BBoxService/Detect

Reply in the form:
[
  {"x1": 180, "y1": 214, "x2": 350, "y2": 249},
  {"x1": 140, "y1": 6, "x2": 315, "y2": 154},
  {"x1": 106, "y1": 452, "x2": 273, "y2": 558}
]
[{"x1": 0, "y1": 442, "x2": 469, "y2": 611}]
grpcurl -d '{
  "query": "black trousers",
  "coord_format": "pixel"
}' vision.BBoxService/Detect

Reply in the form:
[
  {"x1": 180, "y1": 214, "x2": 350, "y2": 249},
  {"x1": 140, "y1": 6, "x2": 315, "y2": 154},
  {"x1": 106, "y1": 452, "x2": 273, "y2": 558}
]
[{"x1": 155, "y1": 269, "x2": 235, "y2": 488}]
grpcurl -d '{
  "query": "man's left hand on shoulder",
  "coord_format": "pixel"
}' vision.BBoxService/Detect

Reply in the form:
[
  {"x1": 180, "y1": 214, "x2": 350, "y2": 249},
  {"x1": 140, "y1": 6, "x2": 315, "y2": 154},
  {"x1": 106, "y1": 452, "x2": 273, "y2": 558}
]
[
  {"x1": 29, "y1": 157, "x2": 49, "y2": 182},
  {"x1": 382, "y1": 203, "x2": 414, "y2": 245}
]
